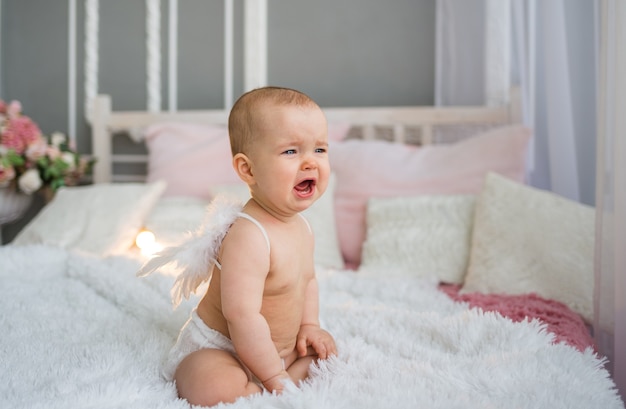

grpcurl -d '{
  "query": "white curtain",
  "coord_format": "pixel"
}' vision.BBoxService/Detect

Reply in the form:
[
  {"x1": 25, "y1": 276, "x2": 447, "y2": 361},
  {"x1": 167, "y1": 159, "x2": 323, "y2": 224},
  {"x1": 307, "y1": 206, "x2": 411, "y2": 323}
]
[
  {"x1": 436, "y1": 0, "x2": 625, "y2": 399},
  {"x1": 435, "y1": 0, "x2": 486, "y2": 106},
  {"x1": 436, "y1": 0, "x2": 583, "y2": 203},
  {"x1": 595, "y1": 0, "x2": 626, "y2": 399}
]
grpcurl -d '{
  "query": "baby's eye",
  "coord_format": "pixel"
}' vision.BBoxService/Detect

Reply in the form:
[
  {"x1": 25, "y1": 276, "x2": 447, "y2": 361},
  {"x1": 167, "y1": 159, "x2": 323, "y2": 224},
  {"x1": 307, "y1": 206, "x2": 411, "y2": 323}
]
[
  {"x1": 283, "y1": 149, "x2": 297, "y2": 155},
  {"x1": 315, "y1": 147, "x2": 327, "y2": 154}
]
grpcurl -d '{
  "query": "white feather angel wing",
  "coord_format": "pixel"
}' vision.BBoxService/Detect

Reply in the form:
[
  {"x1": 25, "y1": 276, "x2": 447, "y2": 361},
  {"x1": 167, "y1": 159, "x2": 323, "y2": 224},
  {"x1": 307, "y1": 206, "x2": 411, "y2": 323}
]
[{"x1": 137, "y1": 195, "x2": 244, "y2": 308}]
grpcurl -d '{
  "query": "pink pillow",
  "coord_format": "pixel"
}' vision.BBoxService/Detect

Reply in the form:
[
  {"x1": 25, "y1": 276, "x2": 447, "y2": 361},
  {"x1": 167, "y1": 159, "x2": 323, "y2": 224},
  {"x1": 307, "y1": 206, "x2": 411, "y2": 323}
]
[
  {"x1": 145, "y1": 123, "x2": 240, "y2": 200},
  {"x1": 329, "y1": 125, "x2": 532, "y2": 267},
  {"x1": 327, "y1": 122, "x2": 352, "y2": 141}
]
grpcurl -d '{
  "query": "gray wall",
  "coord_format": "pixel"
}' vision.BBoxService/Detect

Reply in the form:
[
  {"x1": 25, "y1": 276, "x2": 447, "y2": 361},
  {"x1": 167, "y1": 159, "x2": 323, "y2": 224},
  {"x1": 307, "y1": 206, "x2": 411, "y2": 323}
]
[
  {"x1": 267, "y1": 0, "x2": 435, "y2": 107},
  {"x1": 1, "y1": 0, "x2": 435, "y2": 149},
  {"x1": 1, "y1": 0, "x2": 70, "y2": 146}
]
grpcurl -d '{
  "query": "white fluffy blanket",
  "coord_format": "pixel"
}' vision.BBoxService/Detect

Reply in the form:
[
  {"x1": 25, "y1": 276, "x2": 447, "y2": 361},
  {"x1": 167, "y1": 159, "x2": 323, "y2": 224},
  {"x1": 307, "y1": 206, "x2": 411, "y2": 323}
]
[{"x1": 0, "y1": 244, "x2": 623, "y2": 409}]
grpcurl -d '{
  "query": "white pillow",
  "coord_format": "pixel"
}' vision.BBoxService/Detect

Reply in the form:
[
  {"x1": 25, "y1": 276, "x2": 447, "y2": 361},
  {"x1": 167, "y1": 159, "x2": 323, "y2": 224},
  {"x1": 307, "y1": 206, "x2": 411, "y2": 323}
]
[
  {"x1": 461, "y1": 172, "x2": 595, "y2": 323},
  {"x1": 360, "y1": 195, "x2": 475, "y2": 283},
  {"x1": 143, "y1": 196, "x2": 210, "y2": 248},
  {"x1": 210, "y1": 175, "x2": 344, "y2": 270},
  {"x1": 12, "y1": 181, "x2": 166, "y2": 256}
]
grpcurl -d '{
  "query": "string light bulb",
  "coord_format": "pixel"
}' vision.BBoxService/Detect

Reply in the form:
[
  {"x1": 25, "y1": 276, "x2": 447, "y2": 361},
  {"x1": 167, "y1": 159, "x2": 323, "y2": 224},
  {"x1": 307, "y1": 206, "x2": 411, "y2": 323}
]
[{"x1": 135, "y1": 229, "x2": 160, "y2": 256}]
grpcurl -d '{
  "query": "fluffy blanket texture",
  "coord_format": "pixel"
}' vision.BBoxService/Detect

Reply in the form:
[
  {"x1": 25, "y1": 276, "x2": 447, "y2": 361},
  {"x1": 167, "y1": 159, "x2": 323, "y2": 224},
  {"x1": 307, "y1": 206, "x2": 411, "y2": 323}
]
[
  {"x1": 440, "y1": 284, "x2": 595, "y2": 352},
  {"x1": 0, "y1": 244, "x2": 623, "y2": 409}
]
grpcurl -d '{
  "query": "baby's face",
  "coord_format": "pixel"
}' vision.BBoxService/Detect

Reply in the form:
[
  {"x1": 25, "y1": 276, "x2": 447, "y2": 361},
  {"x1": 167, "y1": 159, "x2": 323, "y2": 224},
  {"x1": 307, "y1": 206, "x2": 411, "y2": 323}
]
[{"x1": 247, "y1": 104, "x2": 330, "y2": 215}]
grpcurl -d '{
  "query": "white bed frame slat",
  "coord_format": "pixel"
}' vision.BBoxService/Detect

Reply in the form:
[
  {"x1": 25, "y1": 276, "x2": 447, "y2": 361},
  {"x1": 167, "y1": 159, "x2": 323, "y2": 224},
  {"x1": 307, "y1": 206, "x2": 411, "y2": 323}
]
[{"x1": 91, "y1": 88, "x2": 522, "y2": 184}]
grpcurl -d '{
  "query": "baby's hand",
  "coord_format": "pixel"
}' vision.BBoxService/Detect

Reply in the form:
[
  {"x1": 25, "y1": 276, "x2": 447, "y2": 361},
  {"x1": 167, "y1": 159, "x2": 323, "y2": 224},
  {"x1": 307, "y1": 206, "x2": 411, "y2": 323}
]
[
  {"x1": 296, "y1": 324, "x2": 337, "y2": 359},
  {"x1": 262, "y1": 370, "x2": 291, "y2": 394}
]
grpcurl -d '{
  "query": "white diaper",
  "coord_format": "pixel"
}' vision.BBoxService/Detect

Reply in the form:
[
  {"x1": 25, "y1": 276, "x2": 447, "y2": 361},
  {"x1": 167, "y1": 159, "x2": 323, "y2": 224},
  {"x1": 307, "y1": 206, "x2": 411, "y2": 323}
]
[
  {"x1": 163, "y1": 309, "x2": 282, "y2": 388},
  {"x1": 162, "y1": 309, "x2": 240, "y2": 380}
]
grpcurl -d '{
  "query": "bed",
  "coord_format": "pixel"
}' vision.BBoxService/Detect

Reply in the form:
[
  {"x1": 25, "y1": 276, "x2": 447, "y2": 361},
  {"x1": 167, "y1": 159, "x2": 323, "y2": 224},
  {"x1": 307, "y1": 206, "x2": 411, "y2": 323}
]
[{"x1": 1, "y1": 86, "x2": 623, "y2": 409}]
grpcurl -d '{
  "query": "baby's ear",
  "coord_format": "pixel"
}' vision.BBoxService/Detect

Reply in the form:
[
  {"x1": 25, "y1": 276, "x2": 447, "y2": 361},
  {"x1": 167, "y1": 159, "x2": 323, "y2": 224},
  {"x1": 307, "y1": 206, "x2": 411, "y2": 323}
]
[{"x1": 233, "y1": 153, "x2": 254, "y2": 184}]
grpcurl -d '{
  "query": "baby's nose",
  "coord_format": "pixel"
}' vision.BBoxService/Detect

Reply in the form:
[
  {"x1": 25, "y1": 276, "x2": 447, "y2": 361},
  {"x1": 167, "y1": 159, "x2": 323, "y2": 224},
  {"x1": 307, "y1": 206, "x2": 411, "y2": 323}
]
[{"x1": 301, "y1": 155, "x2": 317, "y2": 170}]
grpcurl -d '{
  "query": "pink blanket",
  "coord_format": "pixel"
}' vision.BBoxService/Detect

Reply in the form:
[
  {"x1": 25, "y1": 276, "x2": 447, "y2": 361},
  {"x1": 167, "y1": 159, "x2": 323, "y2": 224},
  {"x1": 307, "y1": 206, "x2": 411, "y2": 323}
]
[{"x1": 440, "y1": 284, "x2": 595, "y2": 352}]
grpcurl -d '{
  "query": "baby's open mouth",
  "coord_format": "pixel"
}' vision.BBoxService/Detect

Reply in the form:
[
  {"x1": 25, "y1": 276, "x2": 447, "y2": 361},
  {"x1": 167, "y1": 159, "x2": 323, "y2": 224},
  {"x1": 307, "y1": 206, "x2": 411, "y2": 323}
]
[{"x1": 294, "y1": 179, "x2": 316, "y2": 196}]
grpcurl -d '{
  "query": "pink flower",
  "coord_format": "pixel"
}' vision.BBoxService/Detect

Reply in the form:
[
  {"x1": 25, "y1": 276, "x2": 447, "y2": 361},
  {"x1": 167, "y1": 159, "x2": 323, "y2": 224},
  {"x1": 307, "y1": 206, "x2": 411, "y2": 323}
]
[
  {"x1": 46, "y1": 145, "x2": 62, "y2": 160},
  {"x1": 24, "y1": 136, "x2": 48, "y2": 161},
  {"x1": 0, "y1": 163, "x2": 16, "y2": 187},
  {"x1": 6, "y1": 101, "x2": 22, "y2": 118},
  {"x1": 1, "y1": 115, "x2": 42, "y2": 154}
]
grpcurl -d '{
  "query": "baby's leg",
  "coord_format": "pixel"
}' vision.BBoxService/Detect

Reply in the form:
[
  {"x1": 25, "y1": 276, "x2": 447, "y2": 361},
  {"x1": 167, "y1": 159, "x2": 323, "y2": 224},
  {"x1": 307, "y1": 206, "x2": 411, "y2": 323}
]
[
  {"x1": 286, "y1": 355, "x2": 316, "y2": 383},
  {"x1": 175, "y1": 348, "x2": 262, "y2": 407},
  {"x1": 285, "y1": 346, "x2": 318, "y2": 384}
]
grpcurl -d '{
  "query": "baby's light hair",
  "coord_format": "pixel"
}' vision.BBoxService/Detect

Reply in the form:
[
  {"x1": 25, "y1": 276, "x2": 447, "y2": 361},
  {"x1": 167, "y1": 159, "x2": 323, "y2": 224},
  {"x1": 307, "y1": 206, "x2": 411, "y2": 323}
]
[{"x1": 228, "y1": 86, "x2": 319, "y2": 156}]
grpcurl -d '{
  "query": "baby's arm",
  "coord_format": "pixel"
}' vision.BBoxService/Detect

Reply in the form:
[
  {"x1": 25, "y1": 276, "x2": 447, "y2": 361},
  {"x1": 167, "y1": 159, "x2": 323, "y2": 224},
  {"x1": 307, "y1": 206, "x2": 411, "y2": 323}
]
[
  {"x1": 296, "y1": 277, "x2": 337, "y2": 359},
  {"x1": 219, "y1": 221, "x2": 290, "y2": 392}
]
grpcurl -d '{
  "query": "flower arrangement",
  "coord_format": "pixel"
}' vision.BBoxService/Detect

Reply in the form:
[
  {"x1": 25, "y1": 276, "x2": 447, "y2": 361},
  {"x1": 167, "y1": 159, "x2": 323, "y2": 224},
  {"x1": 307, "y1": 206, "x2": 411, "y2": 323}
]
[{"x1": 0, "y1": 99, "x2": 94, "y2": 196}]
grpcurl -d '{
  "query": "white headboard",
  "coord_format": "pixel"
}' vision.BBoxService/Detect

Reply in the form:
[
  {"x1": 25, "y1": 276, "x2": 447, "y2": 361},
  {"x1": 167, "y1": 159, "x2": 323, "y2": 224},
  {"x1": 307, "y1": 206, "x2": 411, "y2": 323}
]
[{"x1": 90, "y1": 87, "x2": 521, "y2": 184}]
